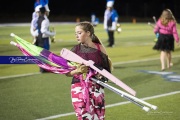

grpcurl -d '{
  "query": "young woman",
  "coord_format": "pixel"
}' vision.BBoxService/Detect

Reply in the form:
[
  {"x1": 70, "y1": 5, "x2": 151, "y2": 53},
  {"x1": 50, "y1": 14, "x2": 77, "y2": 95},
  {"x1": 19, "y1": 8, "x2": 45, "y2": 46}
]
[
  {"x1": 153, "y1": 9, "x2": 179, "y2": 71},
  {"x1": 66, "y1": 21, "x2": 112, "y2": 120}
]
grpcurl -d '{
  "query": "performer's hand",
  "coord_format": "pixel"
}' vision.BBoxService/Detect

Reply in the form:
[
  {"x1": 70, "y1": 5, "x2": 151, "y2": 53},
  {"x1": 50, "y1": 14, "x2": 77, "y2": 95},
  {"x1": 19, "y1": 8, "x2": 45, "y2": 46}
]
[
  {"x1": 50, "y1": 36, "x2": 55, "y2": 43},
  {"x1": 32, "y1": 38, "x2": 36, "y2": 45},
  {"x1": 76, "y1": 64, "x2": 88, "y2": 73},
  {"x1": 95, "y1": 73, "x2": 103, "y2": 79},
  {"x1": 95, "y1": 73, "x2": 108, "y2": 83},
  {"x1": 50, "y1": 27, "x2": 56, "y2": 43}
]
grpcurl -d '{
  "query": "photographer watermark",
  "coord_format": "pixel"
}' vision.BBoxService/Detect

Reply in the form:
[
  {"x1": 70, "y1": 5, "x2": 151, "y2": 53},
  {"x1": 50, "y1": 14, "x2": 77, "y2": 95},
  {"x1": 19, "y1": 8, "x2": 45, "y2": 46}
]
[
  {"x1": 147, "y1": 111, "x2": 173, "y2": 116},
  {"x1": 0, "y1": 56, "x2": 38, "y2": 64}
]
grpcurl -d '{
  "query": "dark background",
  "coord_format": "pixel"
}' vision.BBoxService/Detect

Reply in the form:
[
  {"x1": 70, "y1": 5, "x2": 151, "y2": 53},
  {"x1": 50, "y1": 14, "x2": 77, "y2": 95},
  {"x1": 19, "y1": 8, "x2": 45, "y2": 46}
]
[{"x1": 0, "y1": 0, "x2": 179, "y2": 23}]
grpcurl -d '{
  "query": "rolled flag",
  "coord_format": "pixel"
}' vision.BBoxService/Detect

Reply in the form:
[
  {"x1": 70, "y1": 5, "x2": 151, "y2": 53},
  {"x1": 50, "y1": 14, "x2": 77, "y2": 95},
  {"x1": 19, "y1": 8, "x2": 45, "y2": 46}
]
[{"x1": 10, "y1": 33, "x2": 75, "y2": 74}]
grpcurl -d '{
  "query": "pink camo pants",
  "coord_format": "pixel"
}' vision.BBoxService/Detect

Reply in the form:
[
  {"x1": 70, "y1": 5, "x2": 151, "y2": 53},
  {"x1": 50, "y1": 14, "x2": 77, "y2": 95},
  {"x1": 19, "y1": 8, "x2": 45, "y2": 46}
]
[{"x1": 71, "y1": 81, "x2": 105, "y2": 120}]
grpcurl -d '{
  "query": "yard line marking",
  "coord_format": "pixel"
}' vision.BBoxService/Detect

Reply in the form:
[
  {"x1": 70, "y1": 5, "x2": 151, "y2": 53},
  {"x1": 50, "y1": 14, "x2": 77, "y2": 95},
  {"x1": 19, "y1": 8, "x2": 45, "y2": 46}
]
[
  {"x1": 106, "y1": 91, "x2": 180, "y2": 108},
  {"x1": 0, "y1": 72, "x2": 40, "y2": 80},
  {"x1": 36, "y1": 91, "x2": 180, "y2": 120},
  {"x1": 112, "y1": 55, "x2": 180, "y2": 65},
  {"x1": 36, "y1": 112, "x2": 75, "y2": 120}
]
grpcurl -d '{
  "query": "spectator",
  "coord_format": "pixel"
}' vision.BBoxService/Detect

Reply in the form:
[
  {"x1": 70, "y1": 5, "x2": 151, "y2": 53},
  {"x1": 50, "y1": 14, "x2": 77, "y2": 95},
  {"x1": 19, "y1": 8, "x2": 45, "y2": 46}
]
[{"x1": 153, "y1": 9, "x2": 179, "y2": 71}]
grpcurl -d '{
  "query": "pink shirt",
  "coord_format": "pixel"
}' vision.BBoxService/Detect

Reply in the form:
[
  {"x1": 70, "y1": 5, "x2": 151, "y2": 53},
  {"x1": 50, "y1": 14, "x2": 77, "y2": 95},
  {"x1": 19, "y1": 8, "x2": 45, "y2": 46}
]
[{"x1": 154, "y1": 20, "x2": 179, "y2": 42}]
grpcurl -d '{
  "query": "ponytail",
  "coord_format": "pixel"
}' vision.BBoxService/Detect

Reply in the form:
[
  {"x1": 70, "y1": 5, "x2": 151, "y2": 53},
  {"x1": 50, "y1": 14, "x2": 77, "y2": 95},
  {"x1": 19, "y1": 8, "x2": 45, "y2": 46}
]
[{"x1": 91, "y1": 33, "x2": 102, "y2": 44}]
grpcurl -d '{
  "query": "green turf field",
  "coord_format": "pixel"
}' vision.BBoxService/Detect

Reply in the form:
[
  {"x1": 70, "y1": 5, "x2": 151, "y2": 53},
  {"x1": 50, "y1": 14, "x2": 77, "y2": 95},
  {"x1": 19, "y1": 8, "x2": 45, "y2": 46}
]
[{"x1": 0, "y1": 23, "x2": 180, "y2": 120}]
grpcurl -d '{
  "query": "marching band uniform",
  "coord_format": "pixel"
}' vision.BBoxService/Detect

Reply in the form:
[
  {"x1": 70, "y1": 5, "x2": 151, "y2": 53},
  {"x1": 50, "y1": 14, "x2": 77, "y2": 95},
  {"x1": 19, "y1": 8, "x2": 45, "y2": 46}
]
[
  {"x1": 104, "y1": 0, "x2": 118, "y2": 47},
  {"x1": 36, "y1": 6, "x2": 55, "y2": 73}
]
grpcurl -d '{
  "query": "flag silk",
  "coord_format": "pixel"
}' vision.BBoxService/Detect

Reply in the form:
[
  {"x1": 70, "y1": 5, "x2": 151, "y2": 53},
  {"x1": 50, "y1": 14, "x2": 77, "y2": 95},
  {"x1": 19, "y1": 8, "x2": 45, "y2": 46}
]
[{"x1": 10, "y1": 33, "x2": 75, "y2": 74}]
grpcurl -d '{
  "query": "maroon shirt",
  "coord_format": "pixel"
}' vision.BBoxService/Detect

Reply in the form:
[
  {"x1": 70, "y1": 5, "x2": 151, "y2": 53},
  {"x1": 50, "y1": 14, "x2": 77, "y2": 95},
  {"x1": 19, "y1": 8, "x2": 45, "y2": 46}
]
[{"x1": 71, "y1": 43, "x2": 110, "y2": 84}]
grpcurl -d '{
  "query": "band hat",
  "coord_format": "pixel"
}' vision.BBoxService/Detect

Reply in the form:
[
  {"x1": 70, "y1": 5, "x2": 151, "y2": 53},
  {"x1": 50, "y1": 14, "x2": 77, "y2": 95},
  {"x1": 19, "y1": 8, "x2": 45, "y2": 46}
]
[
  {"x1": 35, "y1": 5, "x2": 42, "y2": 12},
  {"x1": 107, "y1": 1, "x2": 114, "y2": 7},
  {"x1": 44, "y1": 4, "x2": 50, "y2": 12}
]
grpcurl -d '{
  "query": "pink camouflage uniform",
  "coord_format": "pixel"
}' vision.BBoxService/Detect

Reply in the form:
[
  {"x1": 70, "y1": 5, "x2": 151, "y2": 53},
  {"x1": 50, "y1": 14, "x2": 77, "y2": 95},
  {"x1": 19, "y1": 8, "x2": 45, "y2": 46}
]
[{"x1": 70, "y1": 44, "x2": 110, "y2": 120}]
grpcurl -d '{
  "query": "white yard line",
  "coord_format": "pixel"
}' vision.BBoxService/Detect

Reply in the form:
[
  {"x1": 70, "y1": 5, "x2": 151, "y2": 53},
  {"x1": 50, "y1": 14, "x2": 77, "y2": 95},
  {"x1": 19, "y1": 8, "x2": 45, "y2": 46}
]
[
  {"x1": 36, "y1": 91, "x2": 180, "y2": 120},
  {"x1": 0, "y1": 72, "x2": 40, "y2": 80},
  {"x1": 112, "y1": 55, "x2": 180, "y2": 65}
]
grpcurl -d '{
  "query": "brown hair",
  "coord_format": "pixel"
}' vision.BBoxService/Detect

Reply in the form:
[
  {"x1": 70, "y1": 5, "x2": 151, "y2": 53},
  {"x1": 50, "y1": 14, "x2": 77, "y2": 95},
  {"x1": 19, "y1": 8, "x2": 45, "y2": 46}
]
[
  {"x1": 76, "y1": 21, "x2": 113, "y2": 72},
  {"x1": 160, "y1": 9, "x2": 176, "y2": 26},
  {"x1": 76, "y1": 21, "x2": 102, "y2": 44}
]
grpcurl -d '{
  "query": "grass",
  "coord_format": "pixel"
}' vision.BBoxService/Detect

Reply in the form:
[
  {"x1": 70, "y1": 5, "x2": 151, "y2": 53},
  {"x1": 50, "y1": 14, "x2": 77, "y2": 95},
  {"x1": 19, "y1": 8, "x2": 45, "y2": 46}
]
[{"x1": 0, "y1": 23, "x2": 180, "y2": 120}]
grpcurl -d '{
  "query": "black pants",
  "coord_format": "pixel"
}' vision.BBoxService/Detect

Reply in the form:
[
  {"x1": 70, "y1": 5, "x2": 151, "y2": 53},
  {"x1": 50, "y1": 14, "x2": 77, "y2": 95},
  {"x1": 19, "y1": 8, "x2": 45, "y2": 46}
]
[
  {"x1": 35, "y1": 37, "x2": 50, "y2": 73},
  {"x1": 107, "y1": 31, "x2": 114, "y2": 46}
]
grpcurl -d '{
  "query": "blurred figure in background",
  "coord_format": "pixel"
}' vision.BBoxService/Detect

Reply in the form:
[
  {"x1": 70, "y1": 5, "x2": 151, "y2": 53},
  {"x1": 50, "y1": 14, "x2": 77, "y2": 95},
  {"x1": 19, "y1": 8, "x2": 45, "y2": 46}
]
[
  {"x1": 36, "y1": 6, "x2": 56, "y2": 73},
  {"x1": 153, "y1": 9, "x2": 179, "y2": 71},
  {"x1": 103, "y1": 0, "x2": 119, "y2": 47},
  {"x1": 91, "y1": 13, "x2": 99, "y2": 27},
  {"x1": 30, "y1": 3, "x2": 42, "y2": 44},
  {"x1": 30, "y1": 0, "x2": 52, "y2": 45},
  {"x1": 32, "y1": 0, "x2": 40, "y2": 22}
]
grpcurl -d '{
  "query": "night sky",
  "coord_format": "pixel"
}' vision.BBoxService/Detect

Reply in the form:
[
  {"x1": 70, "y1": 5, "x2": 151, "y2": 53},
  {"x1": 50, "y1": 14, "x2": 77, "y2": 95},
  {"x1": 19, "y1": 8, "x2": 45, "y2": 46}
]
[{"x1": 0, "y1": 0, "x2": 179, "y2": 22}]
